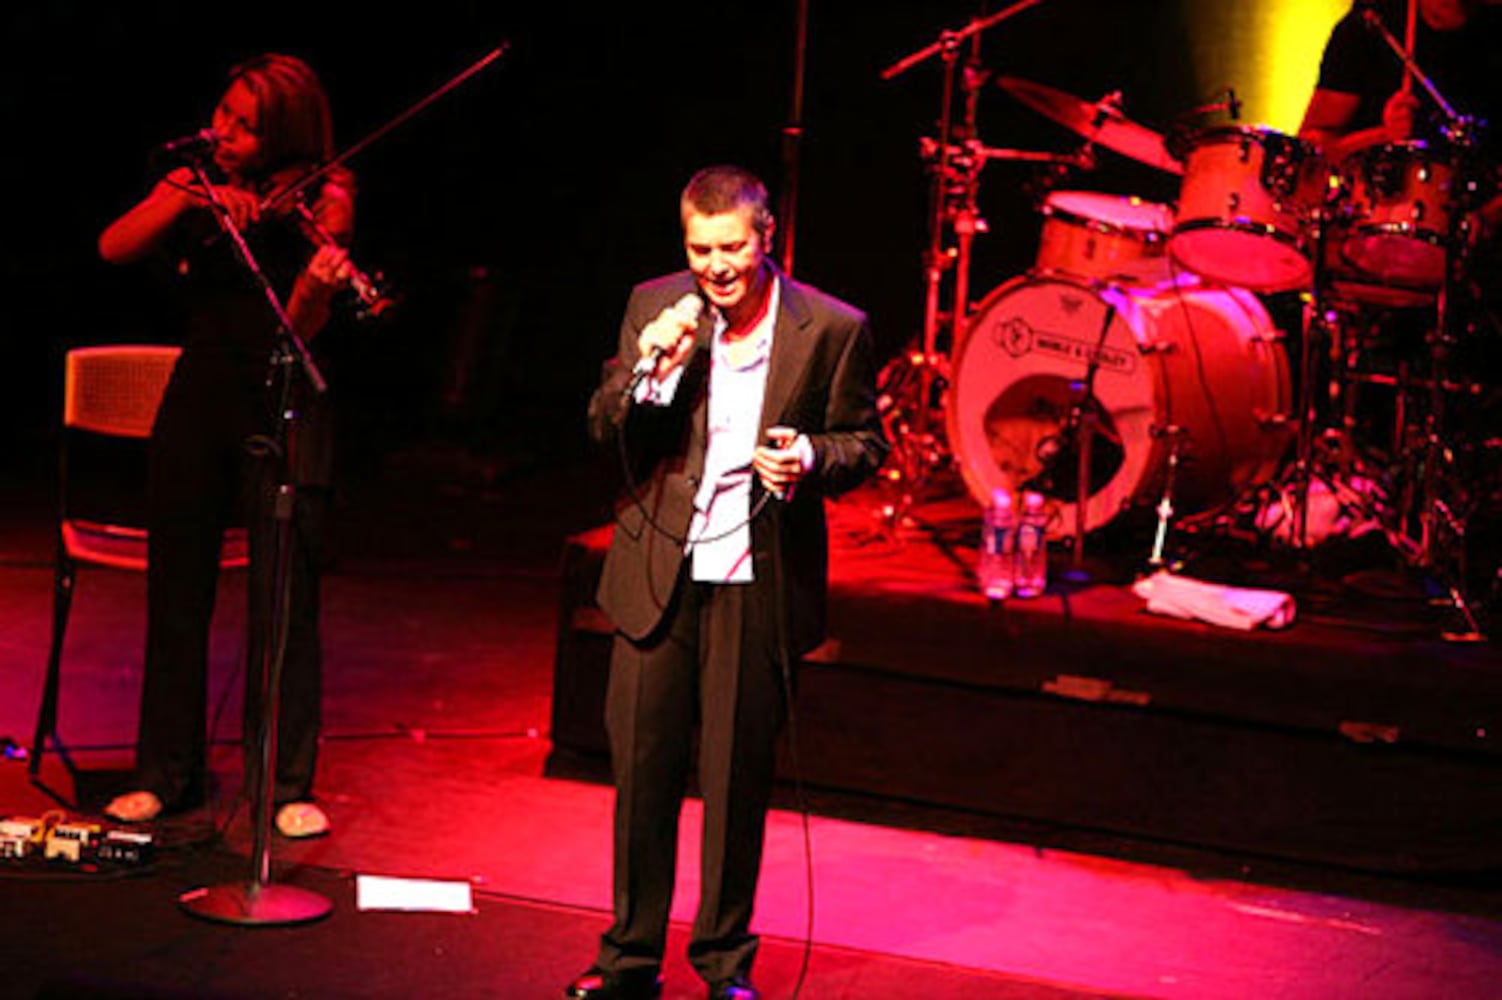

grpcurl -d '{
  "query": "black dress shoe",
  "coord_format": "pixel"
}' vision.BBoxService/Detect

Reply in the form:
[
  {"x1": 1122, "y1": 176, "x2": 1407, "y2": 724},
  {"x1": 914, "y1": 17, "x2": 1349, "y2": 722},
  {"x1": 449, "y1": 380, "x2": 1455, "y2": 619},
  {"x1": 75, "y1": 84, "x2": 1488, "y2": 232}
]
[
  {"x1": 708, "y1": 975, "x2": 759, "y2": 1000},
  {"x1": 564, "y1": 966, "x2": 663, "y2": 1000}
]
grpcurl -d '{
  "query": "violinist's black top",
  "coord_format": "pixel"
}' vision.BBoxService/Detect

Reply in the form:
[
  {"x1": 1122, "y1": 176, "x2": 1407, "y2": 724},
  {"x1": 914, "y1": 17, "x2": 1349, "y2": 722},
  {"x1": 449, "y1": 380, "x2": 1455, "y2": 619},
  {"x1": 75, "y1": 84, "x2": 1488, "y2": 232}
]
[{"x1": 149, "y1": 168, "x2": 351, "y2": 487}]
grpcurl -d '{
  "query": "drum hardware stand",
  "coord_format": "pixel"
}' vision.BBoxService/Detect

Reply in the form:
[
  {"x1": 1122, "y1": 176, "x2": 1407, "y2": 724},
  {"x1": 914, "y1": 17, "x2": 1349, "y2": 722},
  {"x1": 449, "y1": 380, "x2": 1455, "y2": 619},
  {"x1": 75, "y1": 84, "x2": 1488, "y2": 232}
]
[
  {"x1": 1333, "y1": 303, "x2": 1404, "y2": 464},
  {"x1": 1430, "y1": 500, "x2": 1485, "y2": 642},
  {"x1": 1359, "y1": 7, "x2": 1488, "y2": 637},
  {"x1": 878, "y1": 1, "x2": 1048, "y2": 528},
  {"x1": 1410, "y1": 234, "x2": 1489, "y2": 641},
  {"x1": 1147, "y1": 427, "x2": 1187, "y2": 570},
  {"x1": 1290, "y1": 203, "x2": 1342, "y2": 555}
]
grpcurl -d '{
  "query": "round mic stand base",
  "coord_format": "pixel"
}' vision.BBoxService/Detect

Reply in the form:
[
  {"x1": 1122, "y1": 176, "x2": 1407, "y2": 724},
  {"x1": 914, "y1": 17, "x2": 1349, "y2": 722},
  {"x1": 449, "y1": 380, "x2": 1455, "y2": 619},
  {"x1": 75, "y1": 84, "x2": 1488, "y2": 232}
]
[{"x1": 180, "y1": 880, "x2": 332, "y2": 926}]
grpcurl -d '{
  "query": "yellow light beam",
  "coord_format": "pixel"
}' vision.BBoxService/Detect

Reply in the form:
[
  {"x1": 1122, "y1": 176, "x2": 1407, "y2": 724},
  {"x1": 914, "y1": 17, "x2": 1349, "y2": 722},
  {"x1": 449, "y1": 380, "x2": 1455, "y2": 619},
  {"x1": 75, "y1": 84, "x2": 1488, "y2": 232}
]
[{"x1": 1180, "y1": 0, "x2": 1350, "y2": 132}]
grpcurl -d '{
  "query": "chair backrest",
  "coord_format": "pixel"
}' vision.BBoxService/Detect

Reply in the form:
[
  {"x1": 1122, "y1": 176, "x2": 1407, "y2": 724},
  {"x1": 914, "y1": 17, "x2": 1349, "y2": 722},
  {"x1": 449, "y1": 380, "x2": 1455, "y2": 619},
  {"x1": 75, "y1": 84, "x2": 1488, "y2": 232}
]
[
  {"x1": 55, "y1": 344, "x2": 250, "y2": 572},
  {"x1": 64, "y1": 345, "x2": 183, "y2": 439}
]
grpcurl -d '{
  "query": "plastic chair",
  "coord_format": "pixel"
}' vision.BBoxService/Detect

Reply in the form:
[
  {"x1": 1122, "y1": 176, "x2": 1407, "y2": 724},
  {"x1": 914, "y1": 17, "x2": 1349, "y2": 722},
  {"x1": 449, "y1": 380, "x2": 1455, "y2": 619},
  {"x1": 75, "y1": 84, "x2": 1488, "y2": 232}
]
[{"x1": 30, "y1": 345, "x2": 249, "y2": 778}]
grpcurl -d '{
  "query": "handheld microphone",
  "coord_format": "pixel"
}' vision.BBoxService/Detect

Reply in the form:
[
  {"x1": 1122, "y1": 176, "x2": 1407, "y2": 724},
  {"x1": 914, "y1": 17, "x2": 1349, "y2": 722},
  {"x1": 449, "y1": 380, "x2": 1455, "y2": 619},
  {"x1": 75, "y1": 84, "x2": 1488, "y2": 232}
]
[
  {"x1": 157, "y1": 128, "x2": 219, "y2": 158},
  {"x1": 624, "y1": 292, "x2": 704, "y2": 399}
]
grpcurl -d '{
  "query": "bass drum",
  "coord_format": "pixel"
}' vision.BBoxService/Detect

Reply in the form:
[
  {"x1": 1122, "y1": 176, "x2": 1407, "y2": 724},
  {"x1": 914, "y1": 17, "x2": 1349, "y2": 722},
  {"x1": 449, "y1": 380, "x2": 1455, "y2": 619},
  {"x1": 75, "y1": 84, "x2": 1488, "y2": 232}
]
[{"x1": 948, "y1": 274, "x2": 1293, "y2": 534}]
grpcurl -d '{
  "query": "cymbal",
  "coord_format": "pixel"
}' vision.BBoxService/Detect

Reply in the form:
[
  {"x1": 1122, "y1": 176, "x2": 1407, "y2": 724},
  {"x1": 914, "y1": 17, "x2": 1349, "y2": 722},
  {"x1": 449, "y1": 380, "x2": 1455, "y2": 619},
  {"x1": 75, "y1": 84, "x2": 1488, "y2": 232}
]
[{"x1": 998, "y1": 76, "x2": 1183, "y2": 175}]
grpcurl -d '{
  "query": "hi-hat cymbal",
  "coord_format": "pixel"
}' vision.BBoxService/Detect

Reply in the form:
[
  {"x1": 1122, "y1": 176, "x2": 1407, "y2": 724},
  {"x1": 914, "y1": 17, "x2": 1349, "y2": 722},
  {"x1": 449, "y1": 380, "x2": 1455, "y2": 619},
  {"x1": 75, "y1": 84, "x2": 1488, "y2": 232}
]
[{"x1": 998, "y1": 76, "x2": 1183, "y2": 175}]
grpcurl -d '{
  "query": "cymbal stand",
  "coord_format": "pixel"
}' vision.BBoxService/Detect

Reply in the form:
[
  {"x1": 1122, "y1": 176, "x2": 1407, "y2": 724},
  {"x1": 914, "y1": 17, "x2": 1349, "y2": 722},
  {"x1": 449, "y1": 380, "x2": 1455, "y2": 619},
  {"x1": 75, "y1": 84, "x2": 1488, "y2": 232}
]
[
  {"x1": 872, "y1": 41, "x2": 977, "y2": 529},
  {"x1": 878, "y1": 2, "x2": 1045, "y2": 525}
]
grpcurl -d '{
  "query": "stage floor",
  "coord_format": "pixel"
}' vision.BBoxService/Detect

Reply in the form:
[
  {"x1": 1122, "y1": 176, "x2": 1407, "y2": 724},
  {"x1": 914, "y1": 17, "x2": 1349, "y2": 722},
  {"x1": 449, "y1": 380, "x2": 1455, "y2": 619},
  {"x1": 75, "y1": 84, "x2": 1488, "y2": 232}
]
[{"x1": 2, "y1": 450, "x2": 1501, "y2": 998}]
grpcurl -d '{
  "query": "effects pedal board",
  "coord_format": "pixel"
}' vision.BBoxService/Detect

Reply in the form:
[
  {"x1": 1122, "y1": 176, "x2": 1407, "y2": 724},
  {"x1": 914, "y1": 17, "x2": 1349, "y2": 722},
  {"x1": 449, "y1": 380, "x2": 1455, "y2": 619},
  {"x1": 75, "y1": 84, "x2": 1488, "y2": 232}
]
[{"x1": 1, "y1": 812, "x2": 155, "y2": 868}]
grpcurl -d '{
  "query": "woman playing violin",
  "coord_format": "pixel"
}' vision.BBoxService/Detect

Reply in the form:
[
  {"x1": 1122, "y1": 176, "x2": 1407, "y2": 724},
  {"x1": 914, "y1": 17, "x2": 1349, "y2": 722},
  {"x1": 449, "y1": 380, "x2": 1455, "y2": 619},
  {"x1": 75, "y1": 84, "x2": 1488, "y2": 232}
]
[{"x1": 99, "y1": 52, "x2": 353, "y2": 837}]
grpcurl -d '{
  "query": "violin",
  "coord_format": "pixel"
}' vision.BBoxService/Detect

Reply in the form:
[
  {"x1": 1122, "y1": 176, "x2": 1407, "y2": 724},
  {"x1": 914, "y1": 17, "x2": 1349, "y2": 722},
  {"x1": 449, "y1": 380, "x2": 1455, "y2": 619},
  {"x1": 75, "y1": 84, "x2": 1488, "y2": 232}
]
[
  {"x1": 287, "y1": 192, "x2": 395, "y2": 321},
  {"x1": 258, "y1": 165, "x2": 396, "y2": 320}
]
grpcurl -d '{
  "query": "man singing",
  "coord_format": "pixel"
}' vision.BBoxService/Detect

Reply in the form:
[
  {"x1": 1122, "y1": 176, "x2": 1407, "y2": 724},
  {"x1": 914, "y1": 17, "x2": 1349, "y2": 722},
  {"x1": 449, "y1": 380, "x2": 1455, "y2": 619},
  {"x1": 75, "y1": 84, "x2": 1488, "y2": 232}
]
[{"x1": 570, "y1": 165, "x2": 887, "y2": 1000}]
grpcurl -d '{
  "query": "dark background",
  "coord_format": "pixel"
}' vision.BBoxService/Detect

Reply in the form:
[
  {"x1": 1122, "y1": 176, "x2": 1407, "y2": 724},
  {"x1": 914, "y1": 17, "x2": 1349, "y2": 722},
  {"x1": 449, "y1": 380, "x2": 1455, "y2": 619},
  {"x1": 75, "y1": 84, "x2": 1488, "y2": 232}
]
[{"x1": 1, "y1": 1, "x2": 1205, "y2": 471}]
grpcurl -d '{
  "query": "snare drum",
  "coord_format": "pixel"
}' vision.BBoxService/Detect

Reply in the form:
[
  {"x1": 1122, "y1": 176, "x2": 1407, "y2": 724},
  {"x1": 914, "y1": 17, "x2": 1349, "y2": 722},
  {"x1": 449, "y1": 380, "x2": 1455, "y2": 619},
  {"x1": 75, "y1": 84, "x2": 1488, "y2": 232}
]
[
  {"x1": 1035, "y1": 191, "x2": 1175, "y2": 285},
  {"x1": 1339, "y1": 141, "x2": 1455, "y2": 291},
  {"x1": 1170, "y1": 125, "x2": 1324, "y2": 291},
  {"x1": 949, "y1": 273, "x2": 1292, "y2": 534}
]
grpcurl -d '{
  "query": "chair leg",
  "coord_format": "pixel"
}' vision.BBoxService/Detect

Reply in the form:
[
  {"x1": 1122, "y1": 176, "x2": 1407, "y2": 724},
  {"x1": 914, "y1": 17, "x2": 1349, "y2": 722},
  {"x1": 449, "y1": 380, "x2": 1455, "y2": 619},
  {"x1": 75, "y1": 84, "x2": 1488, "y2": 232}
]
[{"x1": 31, "y1": 555, "x2": 76, "y2": 777}]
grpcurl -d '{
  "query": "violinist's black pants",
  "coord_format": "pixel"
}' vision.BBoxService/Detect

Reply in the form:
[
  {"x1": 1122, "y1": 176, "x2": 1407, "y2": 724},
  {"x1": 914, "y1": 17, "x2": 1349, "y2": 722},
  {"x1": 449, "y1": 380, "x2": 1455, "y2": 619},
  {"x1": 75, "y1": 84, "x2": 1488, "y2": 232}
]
[{"x1": 133, "y1": 352, "x2": 328, "y2": 810}]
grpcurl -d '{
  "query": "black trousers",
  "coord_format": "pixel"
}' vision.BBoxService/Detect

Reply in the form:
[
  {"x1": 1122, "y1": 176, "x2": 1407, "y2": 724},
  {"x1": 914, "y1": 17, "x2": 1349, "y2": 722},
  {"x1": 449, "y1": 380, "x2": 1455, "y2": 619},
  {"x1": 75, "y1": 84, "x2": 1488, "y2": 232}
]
[
  {"x1": 596, "y1": 574, "x2": 790, "y2": 985},
  {"x1": 134, "y1": 356, "x2": 325, "y2": 809}
]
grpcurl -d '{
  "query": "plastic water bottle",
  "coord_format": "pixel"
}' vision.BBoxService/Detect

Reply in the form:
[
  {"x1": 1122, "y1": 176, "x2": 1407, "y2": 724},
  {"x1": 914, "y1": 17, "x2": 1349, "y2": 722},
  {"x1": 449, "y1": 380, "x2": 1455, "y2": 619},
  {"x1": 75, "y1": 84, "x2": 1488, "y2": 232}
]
[
  {"x1": 1014, "y1": 490, "x2": 1049, "y2": 599},
  {"x1": 977, "y1": 488, "x2": 1016, "y2": 601}
]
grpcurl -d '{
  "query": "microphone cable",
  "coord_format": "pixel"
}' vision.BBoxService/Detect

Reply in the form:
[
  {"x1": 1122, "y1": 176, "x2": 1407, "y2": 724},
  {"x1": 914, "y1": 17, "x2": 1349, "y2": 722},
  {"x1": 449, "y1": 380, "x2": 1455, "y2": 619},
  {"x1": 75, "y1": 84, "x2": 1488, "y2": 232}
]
[
  {"x1": 768, "y1": 497, "x2": 816, "y2": 1000},
  {"x1": 611, "y1": 386, "x2": 773, "y2": 551}
]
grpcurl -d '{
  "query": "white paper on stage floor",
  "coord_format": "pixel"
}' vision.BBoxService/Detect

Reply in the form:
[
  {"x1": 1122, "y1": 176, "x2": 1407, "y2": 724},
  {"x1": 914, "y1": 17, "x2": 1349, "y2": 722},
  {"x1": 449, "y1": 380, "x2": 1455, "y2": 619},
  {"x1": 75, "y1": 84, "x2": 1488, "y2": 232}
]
[{"x1": 356, "y1": 873, "x2": 476, "y2": 913}]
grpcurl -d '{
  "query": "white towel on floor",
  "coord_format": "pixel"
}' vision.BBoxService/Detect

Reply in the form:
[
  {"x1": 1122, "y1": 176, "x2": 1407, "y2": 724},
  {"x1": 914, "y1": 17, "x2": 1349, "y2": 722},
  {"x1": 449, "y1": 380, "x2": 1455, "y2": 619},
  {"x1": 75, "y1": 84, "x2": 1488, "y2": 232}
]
[{"x1": 1131, "y1": 570, "x2": 1296, "y2": 631}]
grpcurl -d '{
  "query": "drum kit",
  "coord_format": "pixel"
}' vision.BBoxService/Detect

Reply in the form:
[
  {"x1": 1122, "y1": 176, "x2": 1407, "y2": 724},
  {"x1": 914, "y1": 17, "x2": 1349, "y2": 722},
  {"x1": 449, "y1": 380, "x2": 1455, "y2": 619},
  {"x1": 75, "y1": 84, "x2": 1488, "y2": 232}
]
[{"x1": 878, "y1": 11, "x2": 1499, "y2": 636}]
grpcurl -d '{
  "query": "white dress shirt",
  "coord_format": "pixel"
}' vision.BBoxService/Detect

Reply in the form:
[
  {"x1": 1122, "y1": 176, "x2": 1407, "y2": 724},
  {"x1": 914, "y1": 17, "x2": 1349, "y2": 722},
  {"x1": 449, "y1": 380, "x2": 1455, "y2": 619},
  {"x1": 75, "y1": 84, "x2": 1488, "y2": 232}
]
[{"x1": 639, "y1": 279, "x2": 781, "y2": 583}]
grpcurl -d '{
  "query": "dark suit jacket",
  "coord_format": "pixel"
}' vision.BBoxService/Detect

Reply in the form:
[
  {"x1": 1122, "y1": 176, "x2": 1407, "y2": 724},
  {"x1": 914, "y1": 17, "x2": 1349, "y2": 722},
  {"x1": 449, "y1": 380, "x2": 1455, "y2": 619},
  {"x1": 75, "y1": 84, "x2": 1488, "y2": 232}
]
[{"x1": 588, "y1": 267, "x2": 888, "y2": 656}]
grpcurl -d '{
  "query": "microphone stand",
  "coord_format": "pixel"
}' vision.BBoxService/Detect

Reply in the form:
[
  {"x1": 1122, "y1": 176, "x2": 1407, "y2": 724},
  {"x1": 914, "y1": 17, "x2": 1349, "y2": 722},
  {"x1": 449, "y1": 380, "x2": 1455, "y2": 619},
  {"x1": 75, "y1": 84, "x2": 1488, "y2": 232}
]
[
  {"x1": 177, "y1": 157, "x2": 331, "y2": 926},
  {"x1": 1062, "y1": 302, "x2": 1115, "y2": 582}
]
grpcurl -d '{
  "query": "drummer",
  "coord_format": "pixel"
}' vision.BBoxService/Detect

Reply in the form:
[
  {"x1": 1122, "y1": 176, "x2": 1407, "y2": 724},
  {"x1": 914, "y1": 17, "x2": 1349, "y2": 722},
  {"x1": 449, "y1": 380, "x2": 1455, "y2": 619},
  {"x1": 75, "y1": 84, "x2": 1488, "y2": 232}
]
[{"x1": 1299, "y1": 0, "x2": 1502, "y2": 246}]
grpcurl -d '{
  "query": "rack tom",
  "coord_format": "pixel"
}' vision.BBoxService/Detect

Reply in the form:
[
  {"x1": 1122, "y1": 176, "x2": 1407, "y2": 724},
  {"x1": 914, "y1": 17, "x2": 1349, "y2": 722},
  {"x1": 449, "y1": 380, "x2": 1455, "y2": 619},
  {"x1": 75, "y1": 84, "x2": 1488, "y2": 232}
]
[
  {"x1": 1169, "y1": 125, "x2": 1325, "y2": 292},
  {"x1": 1338, "y1": 141, "x2": 1455, "y2": 292}
]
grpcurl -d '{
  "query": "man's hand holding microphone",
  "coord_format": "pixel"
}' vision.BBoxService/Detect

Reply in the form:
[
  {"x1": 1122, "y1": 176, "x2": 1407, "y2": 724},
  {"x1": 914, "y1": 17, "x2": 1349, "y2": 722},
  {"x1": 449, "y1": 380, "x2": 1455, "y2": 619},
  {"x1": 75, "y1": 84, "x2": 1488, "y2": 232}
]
[
  {"x1": 754, "y1": 425, "x2": 811, "y2": 501},
  {"x1": 628, "y1": 292, "x2": 704, "y2": 394}
]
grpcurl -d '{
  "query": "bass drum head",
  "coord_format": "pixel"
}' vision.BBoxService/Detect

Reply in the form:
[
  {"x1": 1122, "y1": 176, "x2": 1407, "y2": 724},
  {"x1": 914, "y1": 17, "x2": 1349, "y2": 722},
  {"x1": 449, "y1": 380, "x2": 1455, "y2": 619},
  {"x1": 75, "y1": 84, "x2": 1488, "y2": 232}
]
[{"x1": 948, "y1": 274, "x2": 1291, "y2": 535}]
